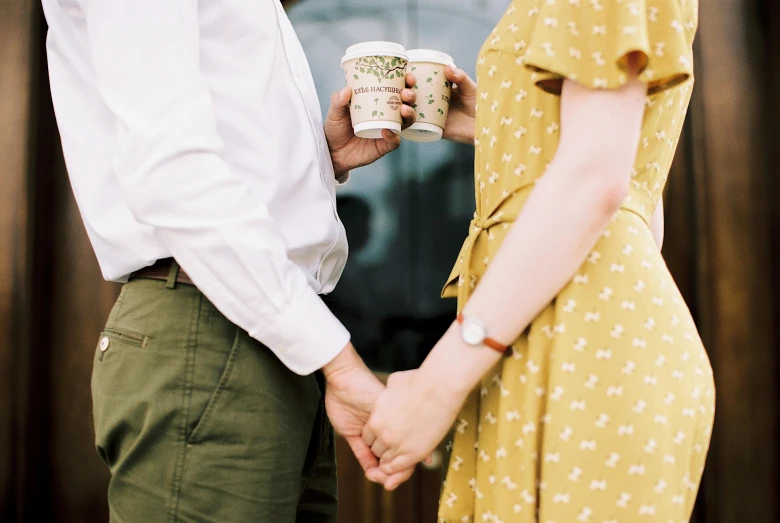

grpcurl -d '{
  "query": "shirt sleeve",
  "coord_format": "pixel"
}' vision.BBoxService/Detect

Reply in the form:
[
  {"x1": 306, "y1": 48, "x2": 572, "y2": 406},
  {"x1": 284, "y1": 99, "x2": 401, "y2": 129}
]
[
  {"x1": 79, "y1": 0, "x2": 350, "y2": 375},
  {"x1": 523, "y1": 0, "x2": 697, "y2": 96}
]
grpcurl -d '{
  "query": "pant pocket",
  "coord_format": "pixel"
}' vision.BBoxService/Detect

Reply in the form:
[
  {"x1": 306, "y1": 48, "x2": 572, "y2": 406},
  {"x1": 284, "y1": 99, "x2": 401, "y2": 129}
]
[
  {"x1": 92, "y1": 335, "x2": 187, "y2": 468},
  {"x1": 91, "y1": 294, "x2": 155, "y2": 468},
  {"x1": 90, "y1": 284, "x2": 193, "y2": 472},
  {"x1": 185, "y1": 327, "x2": 243, "y2": 445}
]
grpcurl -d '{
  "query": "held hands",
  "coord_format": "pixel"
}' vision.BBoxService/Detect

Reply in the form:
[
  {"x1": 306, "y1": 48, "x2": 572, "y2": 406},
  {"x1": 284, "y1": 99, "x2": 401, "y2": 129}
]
[
  {"x1": 361, "y1": 327, "x2": 488, "y2": 490},
  {"x1": 362, "y1": 366, "x2": 469, "y2": 490},
  {"x1": 325, "y1": 338, "x2": 475, "y2": 490},
  {"x1": 323, "y1": 344, "x2": 419, "y2": 486},
  {"x1": 323, "y1": 345, "x2": 448, "y2": 491},
  {"x1": 323, "y1": 344, "x2": 388, "y2": 475},
  {"x1": 325, "y1": 77, "x2": 417, "y2": 180}
]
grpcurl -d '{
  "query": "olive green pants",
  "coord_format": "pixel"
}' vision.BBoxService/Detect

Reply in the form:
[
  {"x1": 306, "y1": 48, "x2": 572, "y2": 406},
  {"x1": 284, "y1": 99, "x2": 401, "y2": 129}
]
[{"x1": 92, "y1": 277, "x2": 337, "y2": 522}]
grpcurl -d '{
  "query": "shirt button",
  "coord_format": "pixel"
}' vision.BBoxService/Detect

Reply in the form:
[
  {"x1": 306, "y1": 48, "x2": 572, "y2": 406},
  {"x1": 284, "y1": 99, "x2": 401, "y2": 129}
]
[{"x1": 99, "y1": 337, "x2": 110, "y2": 352}]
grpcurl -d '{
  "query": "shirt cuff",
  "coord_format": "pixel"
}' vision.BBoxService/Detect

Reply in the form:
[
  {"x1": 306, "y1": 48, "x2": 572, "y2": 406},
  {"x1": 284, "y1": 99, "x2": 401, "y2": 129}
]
[{"x1": 250, "y1": 287, "x2": 351, "y2": 375}]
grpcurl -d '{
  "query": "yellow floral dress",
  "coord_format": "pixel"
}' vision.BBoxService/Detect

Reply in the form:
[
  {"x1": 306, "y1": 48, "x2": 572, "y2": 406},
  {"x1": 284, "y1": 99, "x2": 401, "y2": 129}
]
[{"x1": 438, "y1": 1, "x2": 715, "y2": 522}]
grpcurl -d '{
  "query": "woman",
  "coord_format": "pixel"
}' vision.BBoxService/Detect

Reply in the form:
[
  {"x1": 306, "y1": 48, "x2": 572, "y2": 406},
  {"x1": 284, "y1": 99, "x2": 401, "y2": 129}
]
[{"x1": 362, "y1": 0, "x2": 714, "y2": 521}]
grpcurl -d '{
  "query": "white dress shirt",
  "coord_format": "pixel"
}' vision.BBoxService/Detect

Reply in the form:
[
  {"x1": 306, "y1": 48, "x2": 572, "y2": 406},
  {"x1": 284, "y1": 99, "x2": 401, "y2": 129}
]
[{"x1": 43, "y1": 0, "x2": 351, "y2": 375}]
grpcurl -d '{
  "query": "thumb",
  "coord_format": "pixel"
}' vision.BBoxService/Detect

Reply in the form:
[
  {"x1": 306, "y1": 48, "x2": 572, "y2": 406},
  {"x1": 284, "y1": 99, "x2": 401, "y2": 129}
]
[
  {"x1": 383, "y1": 466, "x2": 416, "y2": 491},
  {"x1": 325, "y1": 87, "x2": 354, "y2": 134},
  {"x1": 329, "y1": 86, "x2": 351, "y2": 114},
  {"x1": 446, "y1": 66, "x2": 477, "y2": 98}
]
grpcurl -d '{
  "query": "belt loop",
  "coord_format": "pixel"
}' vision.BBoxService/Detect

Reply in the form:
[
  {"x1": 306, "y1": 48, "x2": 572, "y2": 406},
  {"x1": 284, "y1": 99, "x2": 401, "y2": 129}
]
[{"x1": 166, "y1": 259, "x2": 180, "y2": 290}]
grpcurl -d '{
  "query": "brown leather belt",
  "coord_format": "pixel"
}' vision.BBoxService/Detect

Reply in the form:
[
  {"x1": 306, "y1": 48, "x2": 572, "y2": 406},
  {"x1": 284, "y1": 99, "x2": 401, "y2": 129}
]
[{"x1": 131, "y1": 258, "x2": 194, "y2": 286}]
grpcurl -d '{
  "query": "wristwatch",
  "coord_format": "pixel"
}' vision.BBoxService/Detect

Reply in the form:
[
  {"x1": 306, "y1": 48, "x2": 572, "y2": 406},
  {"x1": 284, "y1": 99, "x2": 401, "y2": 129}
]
[{"x1": 456, "y1": 313, "x2": 509, "y2": 354}]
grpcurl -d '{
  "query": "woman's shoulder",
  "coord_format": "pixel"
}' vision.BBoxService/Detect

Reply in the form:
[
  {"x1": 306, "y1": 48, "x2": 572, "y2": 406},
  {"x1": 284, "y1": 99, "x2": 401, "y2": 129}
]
[{"x1": 479, "y1": 0, "x2": 698, "y2": 96}]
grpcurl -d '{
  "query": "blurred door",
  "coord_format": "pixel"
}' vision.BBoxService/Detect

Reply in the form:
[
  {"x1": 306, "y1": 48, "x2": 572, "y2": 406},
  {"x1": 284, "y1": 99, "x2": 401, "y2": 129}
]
[{"x1": 661, "y1": 0, "x2": 779, "y2": 520}]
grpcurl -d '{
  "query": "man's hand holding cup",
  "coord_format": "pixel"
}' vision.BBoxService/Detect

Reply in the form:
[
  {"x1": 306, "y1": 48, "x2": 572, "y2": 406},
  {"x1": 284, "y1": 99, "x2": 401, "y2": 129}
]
[{"x1": 325, "y1": 42, "x2": 418, "y2": 181}]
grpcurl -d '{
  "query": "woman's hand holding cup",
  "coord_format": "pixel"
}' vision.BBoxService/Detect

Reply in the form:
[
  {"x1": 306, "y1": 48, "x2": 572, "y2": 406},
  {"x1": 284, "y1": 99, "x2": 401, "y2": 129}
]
[
  {"x1": 402, "y1": 62, "x2": 476, "y2": 144},
  {"x1": 441, "y1": 65, "x2": 477, "y2": 145}
]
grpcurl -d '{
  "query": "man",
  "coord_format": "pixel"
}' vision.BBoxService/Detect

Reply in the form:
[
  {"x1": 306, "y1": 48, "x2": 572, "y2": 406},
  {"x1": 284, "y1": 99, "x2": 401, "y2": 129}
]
[{"x1": 42, "y1": 0, "x2": 417, "y2": 520}]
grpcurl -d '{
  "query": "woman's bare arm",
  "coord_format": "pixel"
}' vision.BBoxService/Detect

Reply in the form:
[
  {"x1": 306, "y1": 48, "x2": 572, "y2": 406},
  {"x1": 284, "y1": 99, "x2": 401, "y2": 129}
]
[{"x1": 365, "y1": 60, "x2": 651, "y2": 479}]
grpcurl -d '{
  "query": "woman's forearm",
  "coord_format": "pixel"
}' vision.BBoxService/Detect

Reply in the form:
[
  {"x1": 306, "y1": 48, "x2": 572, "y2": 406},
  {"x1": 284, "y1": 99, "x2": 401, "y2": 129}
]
[
  {"x1": 420, "y1": 162, "x2": 626, "y2": 390},
  {"x1": 420, "y1": 75, "x2": 648, "y2": 395}
]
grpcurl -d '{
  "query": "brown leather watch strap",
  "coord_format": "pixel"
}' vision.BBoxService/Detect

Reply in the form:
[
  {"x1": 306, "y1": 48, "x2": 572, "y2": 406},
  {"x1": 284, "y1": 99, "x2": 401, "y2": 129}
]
[{"x1": 457, "y1": 313, "x2": 509, "y2": 354}]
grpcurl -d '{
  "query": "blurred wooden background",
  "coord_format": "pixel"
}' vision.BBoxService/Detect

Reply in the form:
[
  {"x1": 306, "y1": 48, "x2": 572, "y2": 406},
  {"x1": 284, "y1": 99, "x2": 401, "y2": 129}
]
[{"x1": 1, "y1": 0, "x2": 779, "y2": 521}]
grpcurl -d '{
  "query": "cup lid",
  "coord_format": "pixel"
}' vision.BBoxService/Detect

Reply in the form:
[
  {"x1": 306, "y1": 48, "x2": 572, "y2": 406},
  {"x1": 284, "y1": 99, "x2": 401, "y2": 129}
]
[
  {"x1": 406, "y1": 49, "x2": 455, "y2": 66},
  {"x1": 341, "y1": 41, "x2": 408, "y2": 65}
]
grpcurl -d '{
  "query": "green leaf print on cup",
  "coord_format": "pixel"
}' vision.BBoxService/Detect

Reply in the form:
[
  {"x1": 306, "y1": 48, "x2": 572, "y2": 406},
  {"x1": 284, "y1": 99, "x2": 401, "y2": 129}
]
[
  {"x1": 354, "y1": 56, "x2": 407, "y2": 84},
  {"x1": 399, "y1": 49, "x2": 454, "y2": 142},
  {"x1": 342, "y1": 43, "x2": 408, "y2": 138}
]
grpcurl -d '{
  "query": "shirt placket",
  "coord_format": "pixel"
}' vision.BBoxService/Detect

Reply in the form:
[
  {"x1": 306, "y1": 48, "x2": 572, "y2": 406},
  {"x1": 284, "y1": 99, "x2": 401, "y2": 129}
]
[{"x1": 272, "y1": 0, "x2": 345, "y2": 285}]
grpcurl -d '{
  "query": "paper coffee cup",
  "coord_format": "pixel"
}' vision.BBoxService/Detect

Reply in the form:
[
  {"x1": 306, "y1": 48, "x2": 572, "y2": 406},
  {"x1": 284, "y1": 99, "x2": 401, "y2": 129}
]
[
  {"x1": 401, "y1": 50, "x2": 455, "y2": 143},
  {"x1": 342, "y1": 42, "x2": 409, "y2": 139}
]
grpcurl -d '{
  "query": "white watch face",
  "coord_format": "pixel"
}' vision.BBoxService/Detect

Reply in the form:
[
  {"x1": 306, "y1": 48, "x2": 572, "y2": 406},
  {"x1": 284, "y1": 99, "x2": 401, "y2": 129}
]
[{"x1": 461, "y1": 320, "x2": 486, "y2": 346}]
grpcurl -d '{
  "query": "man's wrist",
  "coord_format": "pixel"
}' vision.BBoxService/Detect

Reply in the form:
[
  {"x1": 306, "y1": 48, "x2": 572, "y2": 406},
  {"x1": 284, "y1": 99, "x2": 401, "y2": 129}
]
[
  {"x1": 456, "y1": 123, "x2": 476, "y2": 145},
  {"x1": 463, "y1": 126, "x2": 476, "y2": 145},
  {"x1": 323, "y1": 342, "x2": 366, "y2": 385},
  {"x1": 444, "y1": 122, "x2": 476, "y2": 146}
]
